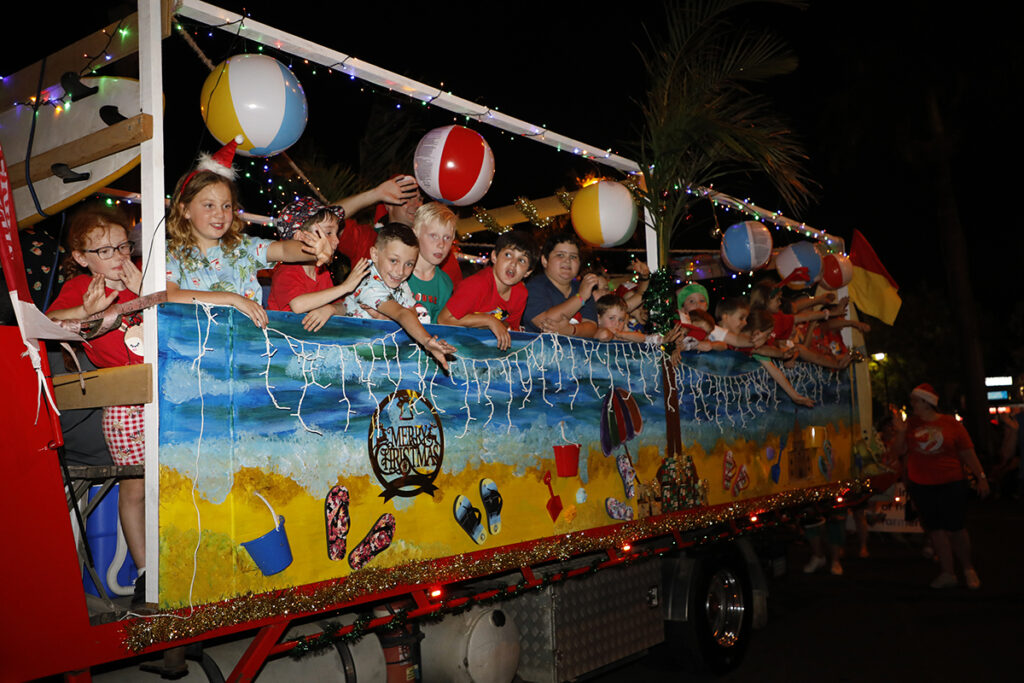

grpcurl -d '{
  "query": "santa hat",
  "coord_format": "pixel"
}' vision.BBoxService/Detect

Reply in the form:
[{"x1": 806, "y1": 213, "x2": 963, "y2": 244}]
[
  {"x1": 911, "y1": 383, "x2": 939, "y2": 407},
  {"x1": 178, "y1": 136, "x2": 242, "y2": 197}
]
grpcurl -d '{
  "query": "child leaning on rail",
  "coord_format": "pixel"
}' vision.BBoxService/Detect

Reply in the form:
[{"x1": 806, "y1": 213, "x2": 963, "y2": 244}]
[
  {"x1": 438, "y1": 230, "x2": 537, "y2": 351},
  {"x1": 742, "y1": 309, "x2": 814, "y2": 407},
  {"x1": 46, "y1": 202, "x2": 149, "y2": 608},
  {"x1": 342, "y1": 223, "x2": 456, "y2": 371},
  {"x1": 266, "y1": 197, "x2": 371, "y2": 332},
  {"x1": 164, "y1": 140, "x2": 334, "y2": 328}
]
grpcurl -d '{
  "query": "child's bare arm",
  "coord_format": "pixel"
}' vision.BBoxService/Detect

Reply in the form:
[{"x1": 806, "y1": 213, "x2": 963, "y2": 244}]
[
  {"x1": 378, "y1": 300, "x2": 455, "y2": 370},
  {"x1": 758, "y1": 358, "x2": 814, "y2": 407},
  {"x1": 333, "y1": 176, "x2": 418, "y2": 216},
  {"x1": 438, "y1": 307, "x2": 511, "y2": 350},
  {"x1": 167, "y1": 281, "x2": 268, "y2": 328},
  {"x1": 268, "y1": 234, "x2": 333, "y2": 267},
  {"x1": 723, "y1": 329, "x2": 770, "y2": 348},
  {"x1": 288, "y1": 258, "x2": 371, "y2": 314}
]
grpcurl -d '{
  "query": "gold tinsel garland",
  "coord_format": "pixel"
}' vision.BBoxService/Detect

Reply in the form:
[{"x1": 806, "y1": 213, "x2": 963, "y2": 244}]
[
  {"x1": 124, "y1": 478, "x2": 872, "y2": 652},
  {"x1": 513, "y1": 197, "x2": 554, "y2": 229},
  {"x1": 555, "y1": 190, "x2": 574, "y2": 211},
  {"x1": 471, "y1": 206, "x2": 506, "y2": 234}
]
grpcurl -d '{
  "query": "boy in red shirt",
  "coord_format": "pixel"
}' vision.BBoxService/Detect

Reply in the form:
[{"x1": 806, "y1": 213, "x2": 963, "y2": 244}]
[{"x1": 438, "y1": 231, "x2": 537, "y2": 350}]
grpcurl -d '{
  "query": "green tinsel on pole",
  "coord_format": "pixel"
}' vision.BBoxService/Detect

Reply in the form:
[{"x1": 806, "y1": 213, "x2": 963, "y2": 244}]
[{"x1": 643, "y1": 267, "x2": 678, "y2": 336}]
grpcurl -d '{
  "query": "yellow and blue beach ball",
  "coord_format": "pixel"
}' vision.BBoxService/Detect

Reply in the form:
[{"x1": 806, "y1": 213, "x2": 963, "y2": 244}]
[
  {"x1": 570, "y1": 181, "x2": 637, "y2": 248},
  {"x1": 200, "y1": 54, "x2": 308, "y2": 158}
]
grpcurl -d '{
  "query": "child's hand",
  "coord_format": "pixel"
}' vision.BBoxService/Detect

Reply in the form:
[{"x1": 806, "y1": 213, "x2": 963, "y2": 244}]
[
  {"x1": 119, "y1": 260, "x2": 143, "y2": 295},
  {"x1": 233, "y1": 296, "x2": 268, "y2": 328},
  {"x1": 342, "y1": 258, "x2": 371, "y2": 293},
  {"x1": 751, "y1": 329, "x2": 771, "y2": 347},
  {"x1": 792, "y1": 394, "x2": 815, "y2": 408},
  {"x1": 630, "y1": 259, "x2": 650, "y2": 277},
  {"x1": 83, "y1": 274, "x2": 118, "y2": 315},
  {"x1": 296, "y1": 229, "x2": 335, "y2": 266},
  {"x1": 376, "y1": 175, "x2": 419, "y2": 205},
  {"x1": 579, "y1": 273, "x2": 602, "y2": 301},
  {"x1": 302, "y1": 304, "x2": 335, "y2": 332},
  {"x1": 424, "y1": 336, "x2": 456, "y2": 371},
  {"x1": 487, "y1": 317, "x2": 512, "y2": 350},
  {"x1": 539, "y1": 313, "x2": 573, "y2": 336}
]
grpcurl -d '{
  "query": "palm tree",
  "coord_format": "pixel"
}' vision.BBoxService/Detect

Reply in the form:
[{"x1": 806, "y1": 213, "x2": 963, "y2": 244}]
[
  {"x1": 636, "y1": 0, "x2": 812, "y2": 265},
  {"x1": 635, "y1": 1, "x2": 813, "y2": 462}
]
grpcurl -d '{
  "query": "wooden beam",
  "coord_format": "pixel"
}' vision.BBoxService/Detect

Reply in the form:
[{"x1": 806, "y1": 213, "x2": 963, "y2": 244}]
[
  {"x1": 6, "y1": 114, "x2": 151, "y2": 189},
  {"x1": 455, "y1": 193, "x2": 577, "y2": 236},
  {"x1": 51, "y1": 364, "x2": 153, "y2": 410}
]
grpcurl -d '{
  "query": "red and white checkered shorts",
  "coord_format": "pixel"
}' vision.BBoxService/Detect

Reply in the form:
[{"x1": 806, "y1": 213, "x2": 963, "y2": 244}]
[{"x1": 102, "y1": 404, "x2": 145, "y2": 466}]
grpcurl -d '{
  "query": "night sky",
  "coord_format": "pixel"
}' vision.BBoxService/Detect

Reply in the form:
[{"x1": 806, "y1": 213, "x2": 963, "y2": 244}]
[{"x1": 4, "y1": 1, "x2": 1021, "y2": 375}]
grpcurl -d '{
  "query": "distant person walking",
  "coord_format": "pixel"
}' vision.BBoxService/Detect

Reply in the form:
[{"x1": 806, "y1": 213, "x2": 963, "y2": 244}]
[{"x1": 894, "y1": 383, "x2": 989, "y2": 589}]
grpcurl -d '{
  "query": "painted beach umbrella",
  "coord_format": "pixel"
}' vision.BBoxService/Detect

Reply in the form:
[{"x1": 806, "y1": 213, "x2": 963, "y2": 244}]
[{"x1": 600, "y1": 388, "x2": 643, "y2": 456}]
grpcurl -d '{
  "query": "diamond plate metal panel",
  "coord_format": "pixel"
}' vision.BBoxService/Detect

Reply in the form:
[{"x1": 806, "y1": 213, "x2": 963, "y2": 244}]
[{"x1": 501, "y1": 560, "x2": 664, "y2": 682}]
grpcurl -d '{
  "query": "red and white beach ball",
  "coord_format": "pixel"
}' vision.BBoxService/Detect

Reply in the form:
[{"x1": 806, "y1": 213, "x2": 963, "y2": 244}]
[
  {"x1": 820, "y1": 252, "x2": 853, "y2": 289},
  {"x1": 570, "y1": 181, "x2": 637, "y2": 248},
  {"x1": 200, "y1": 54, "x2": 308, "y2": 158},
  {"x1": 720, "y1": 221, "x2": 773, "y2": 271},
  {"x1": 414, "y1": 125, "x2": 495, "y2": 206},
  {"x1": 775, "y1": 241, "x2": 822, "y2": 289}
]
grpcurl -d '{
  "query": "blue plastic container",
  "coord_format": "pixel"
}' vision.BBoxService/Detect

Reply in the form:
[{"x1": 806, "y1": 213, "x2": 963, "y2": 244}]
[{"x1": 82, "y1": 484, "x2": 138, "y2": 597}]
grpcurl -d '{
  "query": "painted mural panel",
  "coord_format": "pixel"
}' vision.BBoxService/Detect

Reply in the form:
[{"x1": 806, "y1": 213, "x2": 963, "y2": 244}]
[{"x1": 157, "y1": 303, "x2": 853, "y2": 607}]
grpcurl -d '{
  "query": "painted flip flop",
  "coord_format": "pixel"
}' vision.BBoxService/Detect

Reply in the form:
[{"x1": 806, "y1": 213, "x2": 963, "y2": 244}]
[
  {"x1": 324, "y1": 485, "x2": 350, "y2": 561},
  {"x1": 617, "y1": 452, "x2": 636, "y2": 499},
  {"x1": 479, "y1": 479, "x2": 503, "y2": 536},
  {"x1": 605, "y1": 497, "x2": 634, "y2": 521},
  {"x1": 723, "y1": 450, "x2": 736, "y2": 490},
  {"x1": 454, "y1": 495, "x2": 486, "y2": 545},
  {"x1": 347, "y1": 513, "x2": 396, "y2": 571},
  {"x1": 731, "y1": 464, "x2": 749, "y2": 497}
]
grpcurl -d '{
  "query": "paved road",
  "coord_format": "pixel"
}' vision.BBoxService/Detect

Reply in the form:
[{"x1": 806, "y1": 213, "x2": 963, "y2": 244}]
[{"x1": 592, "y1": 497, "x2": 1022, "y2": 682}]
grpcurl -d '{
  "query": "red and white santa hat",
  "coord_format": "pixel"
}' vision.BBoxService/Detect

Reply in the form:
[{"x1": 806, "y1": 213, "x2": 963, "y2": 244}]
[{"x1": 911, "y1": 383, "x2": 939, "y2": 407}]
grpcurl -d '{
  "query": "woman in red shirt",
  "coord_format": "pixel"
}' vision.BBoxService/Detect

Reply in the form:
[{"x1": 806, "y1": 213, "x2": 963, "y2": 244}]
[{"x1": 894, "y1": 383, "x2": 989, "y2": 589}]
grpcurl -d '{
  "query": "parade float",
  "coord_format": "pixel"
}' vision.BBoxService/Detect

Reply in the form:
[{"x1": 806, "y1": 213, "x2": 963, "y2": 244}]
[{"x1": 0, "y1": 2, "x2": 882, "y2": 681}]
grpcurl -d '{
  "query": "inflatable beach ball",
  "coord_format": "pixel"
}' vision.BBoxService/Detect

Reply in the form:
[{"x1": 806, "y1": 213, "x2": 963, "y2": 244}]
[
  {"x1": 414, "y1": 125, "x2": 495, "y2": 206},
  {"x1": 201, "y1": 54, "x2": 308, "y2": 158},
  {"x1": 821, "y1": 252, "x2": 853, "y2": 290},
  {"x1": 775, "y1": 241, "x2": 822, "y2": 289},
  {"x1": 570, "y1": 180, "x2": 637, "y2": 248},
  {"x1": 720, "y1": 221, "x2": 773, "y2": 271}
]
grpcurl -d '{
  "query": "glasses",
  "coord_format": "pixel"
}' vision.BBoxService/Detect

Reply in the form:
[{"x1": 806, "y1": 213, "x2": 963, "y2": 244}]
[{"x1": 84, "y1": 241, "x2": 134, "y2": 260}]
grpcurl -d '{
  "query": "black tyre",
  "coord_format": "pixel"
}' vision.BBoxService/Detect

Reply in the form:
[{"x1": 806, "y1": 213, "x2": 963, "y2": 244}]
[{"x1": 669, "y1": 552, "x2": 753, "y2": 673}]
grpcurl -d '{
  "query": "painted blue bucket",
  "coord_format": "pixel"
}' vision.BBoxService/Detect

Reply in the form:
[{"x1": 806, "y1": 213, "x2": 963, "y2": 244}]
[{"x1": 241, "y1": 515, "x2": 292, "y2": 576}]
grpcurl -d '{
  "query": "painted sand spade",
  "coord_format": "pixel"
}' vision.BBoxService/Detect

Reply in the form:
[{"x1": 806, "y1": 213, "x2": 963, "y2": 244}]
[
  {"x1": 348, "y1": 513, "x2": 396, "y2": 570},
  {"x1": 454, "y1": 495, "x2": 486, "y2": 545},
  {"x1": 543, "y1": 470, "x2": 563, "y2": 522},
  {"x1": 240, "y1": 491, "x2": 293, "y2": 576},
  {"x1": 479, "y1": 478, "x2": 503, "y2": 535},
  {"x1": 324, "y1": 484, "x2": 350, "y2": 561}
]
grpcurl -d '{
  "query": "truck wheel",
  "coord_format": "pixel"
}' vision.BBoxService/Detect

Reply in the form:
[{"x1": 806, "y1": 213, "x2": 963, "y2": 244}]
[{"x1": 670, "y1": 553, "x2": 752, "y2": 673}]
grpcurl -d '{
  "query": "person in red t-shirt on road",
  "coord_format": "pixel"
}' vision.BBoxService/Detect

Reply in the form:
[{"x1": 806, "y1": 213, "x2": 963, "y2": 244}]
[{"x1": 893, "y1": 383, "x2": 989, "y2": 589}]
